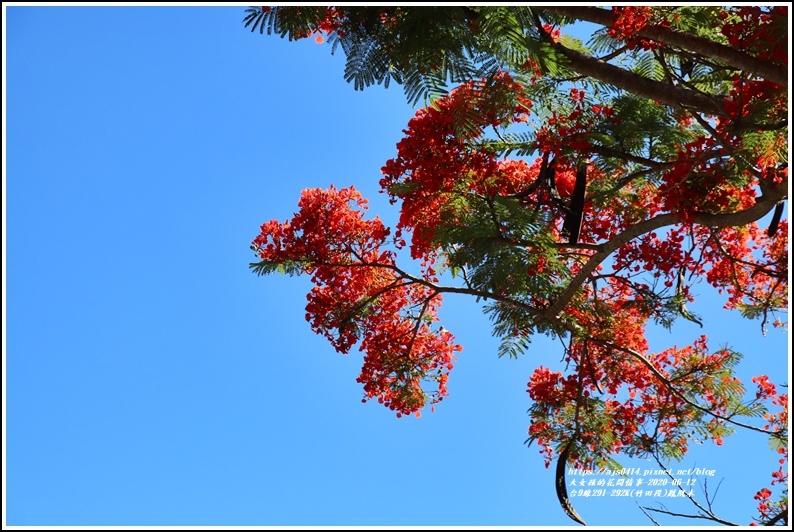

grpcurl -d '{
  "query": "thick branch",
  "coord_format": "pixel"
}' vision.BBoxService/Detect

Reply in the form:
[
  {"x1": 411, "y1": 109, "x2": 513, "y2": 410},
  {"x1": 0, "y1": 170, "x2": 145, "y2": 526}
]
[
  {"x1": 543, "y1": 37, "x2": 728, "y2": 117},
  {"x1": 763, "y1": 509, "x2": 788, "y2": 526},
  {"x1": 540, "y1": 6, "x2": 788, "y2": 88},
  {"x1": 542, "y1": 179, "x2": 788, "y2": 320}
]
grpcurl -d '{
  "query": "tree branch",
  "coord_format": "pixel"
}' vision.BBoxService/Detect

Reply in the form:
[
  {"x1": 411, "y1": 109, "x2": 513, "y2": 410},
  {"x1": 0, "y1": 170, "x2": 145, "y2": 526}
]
[
  {"x1": 649, "y1": 454, "x2": 739, "y2": 526},
  {"x1": 542, "y1": 177, "x2": 788, "y2": 320},
  {"x1": 590, "y1": 146, "x2": 677, "y2": 170},
  {"x1": 531, "y1": 12, "x2": 728, "y2": 117},
  {"x1": 539, "y1": 6, "x2": 788, "y2": 88},
  {"x1": 763, "y1": 509, "x2": 788, "y2": 526},
  {"x1": 640, "y1": 506, "x2": 738, "y2": 525},
  {"x1": 586, "y1": 336, "x2": 782, "y2": 437},
  {"x1": 636, "y1": 502, "x2": 662, "y2": 526}
]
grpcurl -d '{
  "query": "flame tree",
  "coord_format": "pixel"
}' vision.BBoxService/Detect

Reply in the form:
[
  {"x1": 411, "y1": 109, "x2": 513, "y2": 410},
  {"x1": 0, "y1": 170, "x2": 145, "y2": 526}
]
[{"x1": 245, "y1": 6, "x2": 788, "y2": 526}]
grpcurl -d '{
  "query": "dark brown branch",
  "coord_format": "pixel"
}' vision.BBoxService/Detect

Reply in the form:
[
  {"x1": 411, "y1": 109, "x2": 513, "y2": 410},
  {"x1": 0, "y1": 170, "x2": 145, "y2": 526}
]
[
  {"x1": 552, "y1": 43, "x2": 726, "y2": 116},
  {"x1": 555, "y1": 351, "x2": 588, "y2": 526},
  {"x1": 767, "y1": 201, "x2": 784, "y2": 237},
  {"x1": 562, "y1": 164, "x2": 587, "y2": 244},
  {"x1": 763, "y1": 509, "x2": 788, "y2": 526},
  {"x1": 596, "y1": 45, "x2": 629, "y2": 63},
  {"x1": 540, "y1": 6, "x2": 788, "y2": 88},
  {"x1": 531, "y1": 14, "x2": 727, "y2": 117},
  {"x1": 730, "y1": 120, "x2": 788, "y2": 132}
]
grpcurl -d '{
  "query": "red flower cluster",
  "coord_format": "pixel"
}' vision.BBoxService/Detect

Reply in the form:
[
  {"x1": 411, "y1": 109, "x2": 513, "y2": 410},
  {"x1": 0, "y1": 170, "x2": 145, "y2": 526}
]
[
  {"x1": 380, "y1": 74, "x2": 533, "y2": 258},
  {"x1": 723, "y1": 76, "x2": 786, "y2": 122},
  {"x1": 535, "y1": 88, "x2": 618, "y2": 157},
  {"x1": 752, "y1": 375, "x2": 777, "y2": 400},
  {"x1": 749, "y1": 374, "x2": 788, "y2": 524},
  {"x1": 607, "y1": 7, "x2": 659, "y2": 50},
  {"x1": 252, "y1": 186, "x2": 461, "y2": 416},
  {"x1": 718, "y1": 6, "x2": 788, "y2": 66},
  {"x1": 541, "y1": 23, "x2": 561, "y2": 43},
  {"x1": 527, "y1": 333, "x2": 751, "y2": 469}
]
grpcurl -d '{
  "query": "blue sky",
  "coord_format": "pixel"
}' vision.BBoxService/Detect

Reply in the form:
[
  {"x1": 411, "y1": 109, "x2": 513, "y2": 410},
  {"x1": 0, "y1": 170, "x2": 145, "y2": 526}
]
[{"x1": 4, "y1": 5, "x2": 789, "y2": 528}]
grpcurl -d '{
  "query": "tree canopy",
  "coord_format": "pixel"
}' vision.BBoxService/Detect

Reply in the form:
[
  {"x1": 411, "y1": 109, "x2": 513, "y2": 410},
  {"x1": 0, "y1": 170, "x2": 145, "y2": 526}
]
[{"x1": 245, "y1": 6, "x2": 788, "y2": 526}]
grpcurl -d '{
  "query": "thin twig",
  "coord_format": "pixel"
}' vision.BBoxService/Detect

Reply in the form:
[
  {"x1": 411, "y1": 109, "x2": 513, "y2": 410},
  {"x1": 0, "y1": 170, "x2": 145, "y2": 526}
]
[
  {"x1": 586, "y1": 336, "x2": 783, "y2": 436},
  {"x1": 637, "y1": 502, "x2": 662, "y2": 526},
  {"x1": 650, "y1": 454, "x2": 738, "y2": 526}
]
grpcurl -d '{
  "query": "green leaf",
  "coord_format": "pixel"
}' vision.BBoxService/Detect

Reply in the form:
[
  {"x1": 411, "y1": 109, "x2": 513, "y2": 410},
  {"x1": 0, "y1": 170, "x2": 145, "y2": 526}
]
[{"x1": 249, "y1": 259, "x2": 306, "y2": 277}]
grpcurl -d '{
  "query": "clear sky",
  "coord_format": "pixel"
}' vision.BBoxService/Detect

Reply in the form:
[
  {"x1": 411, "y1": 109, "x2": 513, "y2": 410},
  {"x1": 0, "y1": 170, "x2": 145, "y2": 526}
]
[{"x1": 4, "y1": 5, "x2": 790, "y2": 528}]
